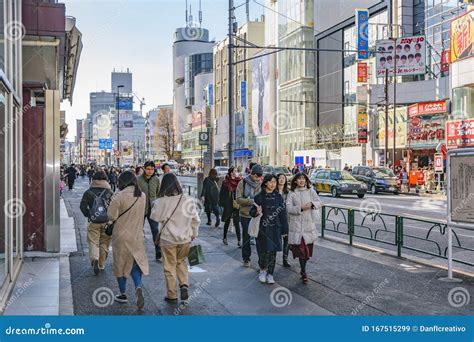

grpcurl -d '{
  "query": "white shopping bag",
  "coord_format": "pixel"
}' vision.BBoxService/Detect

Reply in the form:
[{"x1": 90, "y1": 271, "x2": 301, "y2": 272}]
[{"x1": 248, "y1": 214, "x2": 261, "y2": 238}]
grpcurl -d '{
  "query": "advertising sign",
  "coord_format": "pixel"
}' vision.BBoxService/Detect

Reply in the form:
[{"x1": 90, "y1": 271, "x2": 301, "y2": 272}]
[
  {"x1": 434, "y1": 153, "x2": 444, "y2": 173},
  {"x1": 207, "y1": 84, "x2": 214, "y2": 105},
  {"x1": 252, "y1": 51, "x2": 270, "y2": 136},
  {"x1": 357, "y1": 106, "x2": 368, "y2": 144},
  {"x1": 376, "y1": 36, "x2": 426, "y2": 77},
  {"x1": 376, "y1": 108, "x2": 407, "y2": 149},
  {"x1": 99, "y1": 138, "x2": 113, "y2": 150},
  {"x1": 192, "y1": 109, "x2": 205, "y2": 128},
  {"x1": 408, "y1": 100, "x2": 447, "y2": 117},
  {"x1": 441, "y1": 49, "x2": 450, "y2": 72},
  {"x1": 446, "y1": 119, "x2": 474, "y2": 148},
  {"x1": 117, "y1": 97, "x2": 133, "y2": 110},
  {"x1": 408, "y1": 115, "x2": 445, "y2": 149},
  {"x1": 357, "y1": 62, "x2": 368, "y2": 83},
  {"x1": 240, "y1": 81, "x2": 247, "y2": 108},
  {"x1": 234, "y1": 111, "x2": 246, "y2": 150},
  {"x1": 356, "y1": 9, "x2": 369, "y2": 60},
  {"x1": 450, "y1": 9, "x2": 473, "y2": 63}
]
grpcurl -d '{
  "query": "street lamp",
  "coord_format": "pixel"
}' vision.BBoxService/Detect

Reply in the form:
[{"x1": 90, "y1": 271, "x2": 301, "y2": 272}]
[{"x1": 116, "y1": 85, "x2": 124, "y2": 166}]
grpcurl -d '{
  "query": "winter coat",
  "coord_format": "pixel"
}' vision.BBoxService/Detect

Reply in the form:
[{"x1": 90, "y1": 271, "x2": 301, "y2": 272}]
[
  {"x1": 108, "y1": 171, "x2": 118, "y2": 184},
  {"x1": 66, "y1": 166, "x2": 78, "y2": 181},
  {"x1": 137, "y1": 174, "x2": 161, "y2": 216},
  {"x1": 286, "y1": 187, "x2": 322, "y2": 245},
  {"x1": 236, "y1": 176, "x2": 262, "y2": 218},
  {"x1": 79, "y1": 180, "x2": 114, "y2": 219},
  {"x1": 150, "y1": 194, "x2": 200, "y2": 246},
  {"x1": 250, "y1": 190, "x2": 288, "y2": 252},
  {"x1": 201, "y1": 177, "x2": 220, "y2": 211},
  {"x1": 107, "y1": 186, "x2": 149, "y2": 278},
  {"x1": 219, "y1": 182, "x2": 239, "y2": 222}
]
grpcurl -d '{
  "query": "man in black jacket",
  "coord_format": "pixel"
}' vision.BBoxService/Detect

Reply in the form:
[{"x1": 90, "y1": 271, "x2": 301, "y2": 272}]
[
  {"x1": 65, "y1": 164, "x2": 78, "y2": 190},
  {"x1": 80, "y1": 171, "x2": 114, "y2": 275}
]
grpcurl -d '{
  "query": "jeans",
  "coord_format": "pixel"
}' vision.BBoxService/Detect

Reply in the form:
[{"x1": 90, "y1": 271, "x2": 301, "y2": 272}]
[
  {"x1": 241, "y1": 217, "x2": 252, "y2": 262},
  {"x1": 117, "y1": 261, "x2": 143, "y2": 294},
  {"x1": 110, "y1": 182, "x2": 116, "y2": 192},
  {"x1": 259, "y1": 251, "x2": 277, "y2": 274},
  {"x1": 223, "y1": 210, "x2": 241, "y2": 241},
  {"x1": 145, "y1": 216, "x2": 161, "y2": 255},
  {"x1": 206, "y1": 204, "x2": 220, "y2": 223},
  {"x1": 282, "y1": 236, "x2": 290, "y2": 262}
]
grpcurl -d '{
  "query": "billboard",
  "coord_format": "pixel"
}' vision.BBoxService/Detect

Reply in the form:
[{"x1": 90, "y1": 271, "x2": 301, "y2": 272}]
[
  {"x1": 376, "y1": 107, "x2": 407, "y2": 148},
  {"x1": 408, "y1": 100, "x2": 447, "y2": 118},
  {"x1": 117, "y1": 96, "x2": 133, "y2": 110},
  {"x1": 450, "y1": 9, "x2": 473, "y2": 63},
  {"x1": 375, "y1": 36, "x2": 426, "y2": 77},
  {"x1": 356, "y1": 9, "x2": 369, "y2": 60},
  {"x1": 357, "y1": 106, "x2": 368, "y2": 144},
  {"x1": 235, "y1": 111, "x2": 246, "y2": 150},
  {"x1": 252, "y1": 51, "x2": 270, "y2": 137},
  {"x1": 357, "y1": 62, "x2": 368, "y2": 83},
  {"x1": 446, "y1": 119, "x2": 474, "y2": 148}
]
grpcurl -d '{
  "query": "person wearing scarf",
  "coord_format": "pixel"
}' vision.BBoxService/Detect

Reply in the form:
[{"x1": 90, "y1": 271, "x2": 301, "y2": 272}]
[
  {"x1": 201, "y1": 168, "x2": 221, "y2": 227},
  {"x1": 219, "y1": 167, "x2": 242, "y2": 246}
]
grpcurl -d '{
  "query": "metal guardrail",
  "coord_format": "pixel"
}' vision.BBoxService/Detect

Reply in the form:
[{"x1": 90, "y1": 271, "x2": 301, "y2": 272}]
[{"x1": 321, "y1": 205, "x2": 474, "y2": 267}]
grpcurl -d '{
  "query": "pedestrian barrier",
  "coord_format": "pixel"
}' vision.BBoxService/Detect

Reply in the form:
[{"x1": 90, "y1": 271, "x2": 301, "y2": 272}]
[{"x1": 321, "y1": 205, "x2": 474, "y2": 267}]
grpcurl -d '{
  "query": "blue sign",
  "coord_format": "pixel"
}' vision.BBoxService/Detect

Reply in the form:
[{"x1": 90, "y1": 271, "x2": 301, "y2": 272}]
[
  {"x1": 234, "y1": 149, "x2": 252, "y2": 158},
  {"x1": 99, "y1": 138, "x2": 113, "y2": 150},
  {"x1": 356, "y1": 9, "x2": 369, "y2": 60},
  {"x1": 207, "y1": 84, "x2": 213, "y2": 106},
  {"x1": 116, "y1": 96, "x2": 133, "y2": 110},
  {"x1": 240, "y1": 81, "x2": 247, "y2": 108}
]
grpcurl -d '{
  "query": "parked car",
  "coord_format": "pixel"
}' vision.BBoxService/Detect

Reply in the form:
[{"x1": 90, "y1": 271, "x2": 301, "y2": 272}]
[
  {"x1": 352, "y1": 166, "x2": 401, "y2": 195},
  {"x1": 312, "y1": 170, "x2": 367, "y2": 198},
  {"x1": 262, "y1": 166, "x2": 293, "y2": 181},
  {"x1": 214, "y1": 166, "x2": 229, "y2": 177}
]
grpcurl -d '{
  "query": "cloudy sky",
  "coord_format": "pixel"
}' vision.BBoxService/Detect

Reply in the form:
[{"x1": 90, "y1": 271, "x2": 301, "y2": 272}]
[{"x1": 61, "y1": 0, "x2": 264, "y2": 140}]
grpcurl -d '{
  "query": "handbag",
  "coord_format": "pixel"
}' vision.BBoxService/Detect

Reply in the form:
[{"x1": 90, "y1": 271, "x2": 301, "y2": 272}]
[
  {"x1": 188, "y1": 244, "x2": 205, "y2": 266},
  {"x1": 248, "y1": 210, "x2": 262, "y2": 238},
  {"x1": 104, "y1": 198, "x2": 139, "y2": 236},
  {"x1": 154, "y1": 194, "x2": 184, "y2": 245}
]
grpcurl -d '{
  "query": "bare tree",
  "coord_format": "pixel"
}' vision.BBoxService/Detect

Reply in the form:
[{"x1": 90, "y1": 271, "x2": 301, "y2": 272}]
[{"x1": 156, "y1": 107, "x2": 176, "y2": 160}]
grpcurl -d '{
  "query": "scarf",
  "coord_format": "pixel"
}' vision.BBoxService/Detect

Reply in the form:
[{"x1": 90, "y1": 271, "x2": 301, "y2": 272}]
[
  {"x1": 223, "y1": 174, "x2": 241, "y2": 192},
  {"x1": 243, "y1": 175, "x2": 260, "y2": 199}
]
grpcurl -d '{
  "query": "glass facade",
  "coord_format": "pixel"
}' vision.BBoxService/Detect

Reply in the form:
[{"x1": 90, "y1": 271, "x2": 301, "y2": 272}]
[
  {"x1": 414, "y1": 0, "x2": 468, "y2": 76},
  {"x1": 184, "y1": 53, "x2": 212, "y2": 107},
  {"x1": 0, "y1": 0, "x2": 23, "y2": 304}
]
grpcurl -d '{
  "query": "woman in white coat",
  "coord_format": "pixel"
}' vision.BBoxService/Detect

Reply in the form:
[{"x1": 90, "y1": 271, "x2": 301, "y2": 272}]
[{"x1": 286, "y1": 172, "x2": 321, "y2": 284}]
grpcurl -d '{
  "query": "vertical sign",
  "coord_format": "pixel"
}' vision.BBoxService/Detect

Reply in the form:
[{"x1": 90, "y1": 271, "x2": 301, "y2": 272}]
[
  {"x1": 434, "y1": 153, "x2": 444, "y2": 173},
  {"x1": 240, "y1": 81, "x2": 247, "y2": 108},
  {"x1": 357, "y1": 62, "x2": 368, "y2": 82},
  {"x1": 356, "y1": 9, "x2": 369, "y2": 60},
  {"x1": 207, "y1": 84, "x2": 214, "y2": 106},
  {"x1": 357, "y1": 106, "x2": 368, "y2": 144}
]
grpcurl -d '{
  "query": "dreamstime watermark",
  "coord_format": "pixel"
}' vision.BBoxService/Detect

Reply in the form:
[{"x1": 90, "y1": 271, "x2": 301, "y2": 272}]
[
  {"x1": 182, "y1": 197, "x2": 204, "y2": 219},
  {"x1": 359, "y1": 198, "x2": 382, "y2": 215},
  {"x1": 5, "y1": 21, "x2": 25, "y2": 42},
  {"x1": 182, "y1": 21, "x2": 207, "y2": 41},
  {"x1": 269, "y1": 110, "x2": 290, "y2": 131},
  {"x1": 174, "y1": 278, "x2": 212, "y2": 315},
  {"x1": 4, "y1": 198, "x2": 26, "y2": 219},
  {"x1": 352, "y1": 278, "x2": 389, "y2": 315},
  {"x1": 261, "y1": 203, "x2": 285, "y2": 227},
  {"x1": 5, "y1": 323, "x2": 85, "y2": 336},
  {"x1": 5, "y1": 278, "x2": 34, "y2": 309},
  {"x1": 92, "y1": 287, "x2": 114, "y2": 308},
  {"x1": 448, "y1": 287, "x2": 470, "y2": 308},
  {"x1": 0, "y1": 102, "x2": 32, "y2": 136},
  {"x1": 449, "y1": 193, "x2": 474, "y2": 222},
  {"x1": 270, "y1": 287, "x2": 293, "y2": 308}
]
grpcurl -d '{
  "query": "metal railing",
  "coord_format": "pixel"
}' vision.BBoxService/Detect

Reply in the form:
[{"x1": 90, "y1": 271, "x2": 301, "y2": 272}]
[{"x1": 321, "y1": 205, "x2": 474, "y2": 267}]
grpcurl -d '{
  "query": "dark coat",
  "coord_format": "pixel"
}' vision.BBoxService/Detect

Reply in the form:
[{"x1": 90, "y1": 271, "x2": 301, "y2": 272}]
[
  {"x1": 66, "y1": 166, "x2": 78, "y2": 181},
  {"x1": 108, "y1": 171, "x2": 118, "y2": 184},
  {"x1": 201, "y1": 177, "x2": 220, "y2": 210},
  {"x1": 80, "y1": 180, "x2": 114, "y2": 219},
  {"x1": 250, "y1": 190, "x2": 289, "y2": 252},
  {"x1": 219, "y1": 183, "x2": 239, "y2": 222}
]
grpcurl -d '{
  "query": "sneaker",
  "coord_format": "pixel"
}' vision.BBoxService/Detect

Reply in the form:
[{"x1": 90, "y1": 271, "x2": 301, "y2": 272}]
[
  {"x1": 114, "y1": 294, "x2": 128, "y2": 304},
  {"x1": 223, "y1": 238, "x2": 228, "y2": 245},
  {"x1": 266, "y1": 274, "x2": 275, "y2": 284},
  {"x1": 155, "y1": 251, "x2": 162, "y2": 261},
  {"x1": 243, "y1": 260, "x2": 251, "y2": 268},
  {"x1": 136, "y1": 288, "x2": 145, "y2": 310},
  {"x1": 215, "y1": 220, "x2": 220, "y2": 227},
  {"x1": 180, "y1": 285, "x2": 189, "y2": 301},
  {"x1": 164, "y1": 297, "x2": 178, "y2": 304},
  {"x1": 237, "y1": 241, "x2": 241, "y2": 248},
  {"x1": 258, "y1": 270, "x2": 267, "y2": 283},
  {"x1": 301, "y1": 274, "x2": 308, "y2": 284},
  {"x1": 206, "y1": 221, "x2": 212, "y2": 226},
  {"x1": 92, "y1": 259, "x2": 99, "y2": 275}
]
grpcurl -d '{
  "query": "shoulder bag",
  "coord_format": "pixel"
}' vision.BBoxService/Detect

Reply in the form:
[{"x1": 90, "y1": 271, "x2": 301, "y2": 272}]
[{"x1": 104, "y1": 198, "x2": 139, "y2": 236}]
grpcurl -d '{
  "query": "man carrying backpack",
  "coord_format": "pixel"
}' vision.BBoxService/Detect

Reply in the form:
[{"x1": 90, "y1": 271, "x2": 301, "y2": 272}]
[{"x1": 80, "y1": 170, "x2": 114, "y2": 275}]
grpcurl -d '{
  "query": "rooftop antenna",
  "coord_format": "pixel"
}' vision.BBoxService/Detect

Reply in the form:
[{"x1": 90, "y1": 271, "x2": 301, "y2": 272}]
[
  {"x1": 199, "y1": 0, "x2": 202, "y2": 28},
  {"x1": 189, "y1": 3, "x2": 193, "y2": 25},
  {"x1": 246, "y1": 0, "x2": 249, "y2": 22},
  {"x1": 185, "y1": 0, "x2": 188, "y2": 26}
]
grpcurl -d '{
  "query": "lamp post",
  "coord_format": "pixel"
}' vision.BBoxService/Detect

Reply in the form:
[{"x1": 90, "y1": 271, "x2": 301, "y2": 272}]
[{"x1": 116, "y1": 85, "x2": 124, "y2": 166}]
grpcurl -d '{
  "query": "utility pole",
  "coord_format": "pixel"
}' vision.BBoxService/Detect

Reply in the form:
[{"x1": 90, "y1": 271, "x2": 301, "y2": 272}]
[
  {"x1": 228, "y1": 0, "x2": 234, "y2": 166},
  {"x1": 384, "y1": 70, "x2": 389, "y2": 167},
  {"x1": 116, "y1": 85, "x2": 124, "y2": 166}
]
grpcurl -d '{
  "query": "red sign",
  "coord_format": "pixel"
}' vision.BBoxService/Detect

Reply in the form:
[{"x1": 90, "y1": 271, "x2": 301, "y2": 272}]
[
  {"x1": 408, "y1": 100, "x2": 447, "y2": 117},
  {"x1": 441, "y1": 49, "x2": 450, "y2": 72},
  {"x1": 357, "y1": 62, "x2": 368, "y2": 83},
  {"x1": 446, "y1": 119, "x2": 474, "y2": 148},
  {"x1": 434, "y1": 153, "x2": 444, "y2": 173}
]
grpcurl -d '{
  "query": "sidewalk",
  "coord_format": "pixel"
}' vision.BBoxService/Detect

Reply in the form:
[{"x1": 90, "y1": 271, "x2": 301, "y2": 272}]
[{"x1": 61, "y1": 178, "x2": 472, "y2": 316}]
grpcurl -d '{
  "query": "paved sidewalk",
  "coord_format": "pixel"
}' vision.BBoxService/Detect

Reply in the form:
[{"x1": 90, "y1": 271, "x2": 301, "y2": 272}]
[{"x1": 62, "y1": 178, "x2": 473, "y2": 316}]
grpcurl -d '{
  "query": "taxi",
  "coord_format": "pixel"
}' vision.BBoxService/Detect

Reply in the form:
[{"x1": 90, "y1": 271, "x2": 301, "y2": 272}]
[{"x1": 312, "y1": 169, "x2": 367, "y2": 198}]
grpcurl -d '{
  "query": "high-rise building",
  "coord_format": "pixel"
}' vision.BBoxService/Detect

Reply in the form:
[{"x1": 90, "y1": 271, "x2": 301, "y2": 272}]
[{"x1": 112, "y1": 68, "x2": 133, "y2": 94}]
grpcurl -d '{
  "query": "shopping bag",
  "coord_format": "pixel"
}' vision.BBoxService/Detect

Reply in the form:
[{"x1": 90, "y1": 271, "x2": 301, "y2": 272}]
[
  {"x1": 248, "y1": 214, "x2": 261, "y2": 238},
  {"x1": 229, "y1": 221, "x2": 236, "y2": 234},
  {"x1": 188, "y1": 244, "x2": 205, "y2": 266}
]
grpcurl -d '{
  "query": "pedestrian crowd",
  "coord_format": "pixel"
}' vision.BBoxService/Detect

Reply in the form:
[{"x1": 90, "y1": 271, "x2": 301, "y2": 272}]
[{"x1": 64, "y1": 160, "x2": 322, "y2": 311}]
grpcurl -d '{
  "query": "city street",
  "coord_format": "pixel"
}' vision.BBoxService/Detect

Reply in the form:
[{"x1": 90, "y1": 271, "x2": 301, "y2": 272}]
[{"x1": 61, "y1": 177, "x2": 473, "y2": 316}]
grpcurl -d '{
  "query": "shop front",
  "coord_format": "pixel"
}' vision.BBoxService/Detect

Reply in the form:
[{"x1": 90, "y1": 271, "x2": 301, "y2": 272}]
[{"x1": 407, "y1": 100, "x2": 447, "y2": 170}]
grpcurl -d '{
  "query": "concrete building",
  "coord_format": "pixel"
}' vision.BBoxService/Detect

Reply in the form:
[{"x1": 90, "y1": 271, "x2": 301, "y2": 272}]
[
  {"x1": 213, "y1": 19, "x2": 265, "y2": 168},
  {"x1": 112, "y1": 68, "x2": 133, "y2": 94},
  {"x1": 90, "y1": 91, "x2": 115, "y2": 118},
  {"x1": 172, "y1": 19, "x2": 214, "y2": 155}
]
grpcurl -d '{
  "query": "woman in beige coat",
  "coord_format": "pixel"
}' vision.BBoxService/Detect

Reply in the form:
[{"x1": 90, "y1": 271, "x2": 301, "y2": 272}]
[
  {"x1": 286, "y1": 172, "x2": 321, "y2": 284},
  {"x1": 151, "y1": 173, "x2": 200, "y2": 303},
  {"x1": 107, "y1": 171, "x2": 149, "y2": 310}
]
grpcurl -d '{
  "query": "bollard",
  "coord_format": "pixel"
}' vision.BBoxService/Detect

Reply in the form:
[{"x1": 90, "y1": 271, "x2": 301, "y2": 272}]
[
  {"x1": 396, "y1": 216, "x2": 403, "y2": 258},
  {"x1": 321, "y1": 206, "x2": 326, "y2": 238},
  {"x1": 348, "y1": 209, "x2": 354, "y2": 246}
]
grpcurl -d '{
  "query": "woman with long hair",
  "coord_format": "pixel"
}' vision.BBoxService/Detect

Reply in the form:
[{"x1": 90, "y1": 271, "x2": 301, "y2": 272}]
[
  {"x1": 107, "y1": 171, "x2": 149, "y2": 310},
  {"x1": 151, "y1": 173, "x2": 200, "y2": 303},
  {"x1": 219, "y1": 167, "x2": 242, "y2": 246},
  {"x1": 286, "y1": 172, "x2": 321, "y2": 284},
  {"x1": 276, "y1": 173, "x2": 291, "y2": 268},
  {"x1": 250, "y1": 174, "x2": 288, "y2": 284}
]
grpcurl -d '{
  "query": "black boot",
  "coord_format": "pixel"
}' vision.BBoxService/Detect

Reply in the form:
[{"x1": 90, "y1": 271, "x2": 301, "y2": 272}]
[{"x1": 283, "y1": 258, "x2": 291, "y2": 268}]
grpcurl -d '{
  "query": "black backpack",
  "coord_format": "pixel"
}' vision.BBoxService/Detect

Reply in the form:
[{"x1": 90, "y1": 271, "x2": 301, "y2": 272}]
[{"x1": 89, "y1": 190, "x2": 109, "y2": 224}]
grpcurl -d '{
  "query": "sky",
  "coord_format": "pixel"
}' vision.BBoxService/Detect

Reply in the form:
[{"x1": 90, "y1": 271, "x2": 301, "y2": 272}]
[{"x1": 60, "y1": 0, "x2": 264, "y2": 140}]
